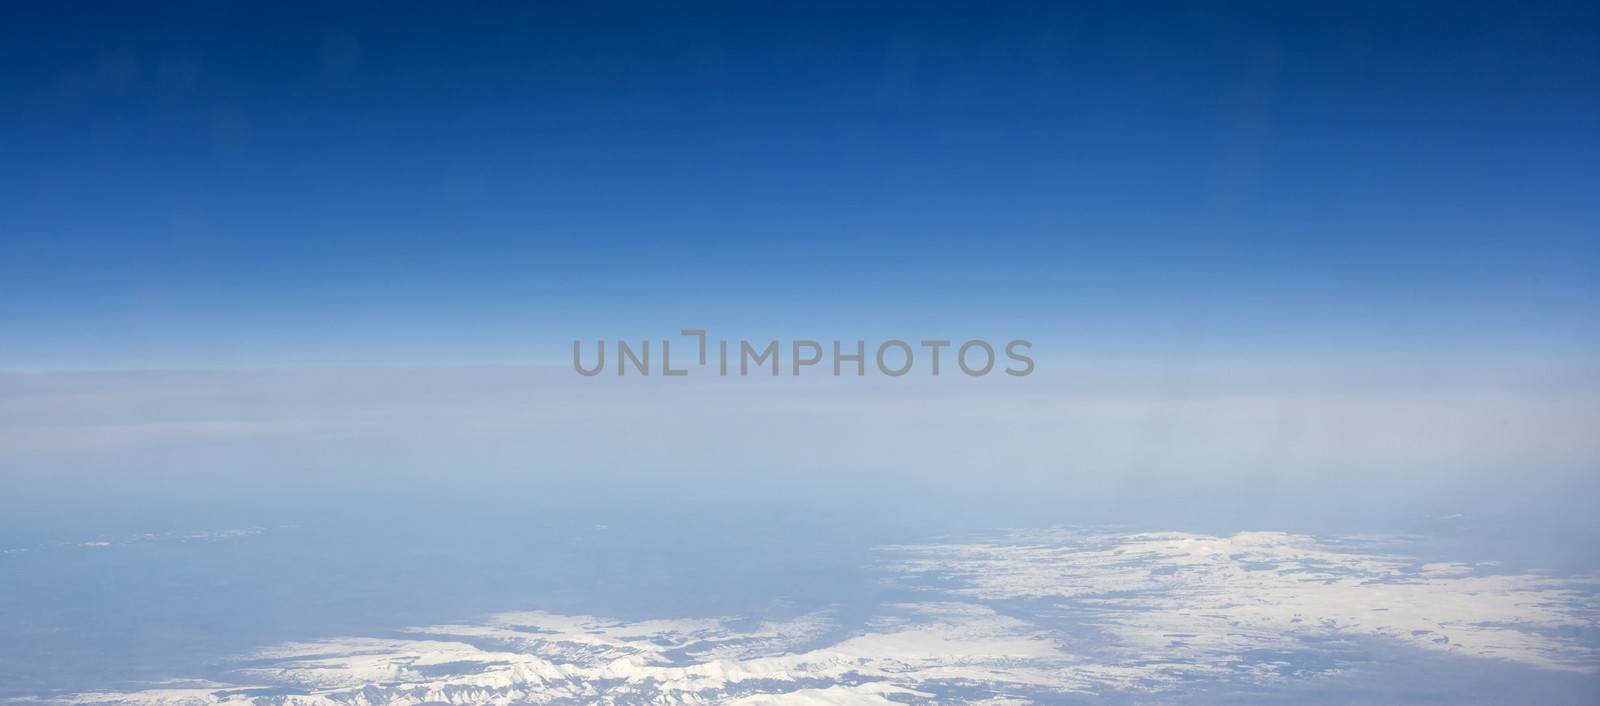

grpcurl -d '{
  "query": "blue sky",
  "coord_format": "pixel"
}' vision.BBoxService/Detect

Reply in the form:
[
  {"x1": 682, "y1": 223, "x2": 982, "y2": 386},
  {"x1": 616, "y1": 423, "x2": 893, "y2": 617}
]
[
  {"x1": 3, "y1": 7, "x2": 1600, "y2": 700},
  {"x1": 1, "y1": 1, "x2": 1596, "y2": 368}
]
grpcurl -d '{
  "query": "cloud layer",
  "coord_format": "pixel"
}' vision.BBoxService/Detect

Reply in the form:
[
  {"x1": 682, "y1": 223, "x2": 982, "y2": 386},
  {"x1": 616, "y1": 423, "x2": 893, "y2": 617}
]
[{"x1": 57, "y1": 529, "x2": 1599, "y2": 705}]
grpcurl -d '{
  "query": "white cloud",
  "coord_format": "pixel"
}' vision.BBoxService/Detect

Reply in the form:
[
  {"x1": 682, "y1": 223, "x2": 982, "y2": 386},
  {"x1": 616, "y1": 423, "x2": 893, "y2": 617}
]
[
  {"x1": 59, "y1": 529, "x2": 1599, "y2": 705},
  {"x1": 883, "y1": 529, "x2": 1600, "y2": 673}
]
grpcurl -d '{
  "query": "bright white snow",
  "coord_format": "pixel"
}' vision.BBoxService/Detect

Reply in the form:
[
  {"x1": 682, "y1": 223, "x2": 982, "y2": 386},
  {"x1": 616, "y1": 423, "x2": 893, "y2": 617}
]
[{"x1": 61, "y1": 530, "x2": 1600, "y2": 705}]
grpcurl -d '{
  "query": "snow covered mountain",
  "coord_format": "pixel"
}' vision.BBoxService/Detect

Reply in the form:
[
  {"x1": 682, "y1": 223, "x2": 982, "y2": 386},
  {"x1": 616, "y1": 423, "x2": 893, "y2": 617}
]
[{"x1": 55, "y1": 530, "x2": 1600, "y2": 706}]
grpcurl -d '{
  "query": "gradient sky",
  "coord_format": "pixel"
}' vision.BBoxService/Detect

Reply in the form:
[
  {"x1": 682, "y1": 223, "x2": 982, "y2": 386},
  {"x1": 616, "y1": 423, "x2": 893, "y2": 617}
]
[
  {"x1": 1, "y1": 1, "x2": 1596, "y2": 368},
  {"x1": 3, "y1": 8, "x2": 1599, "y2": 699}
]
